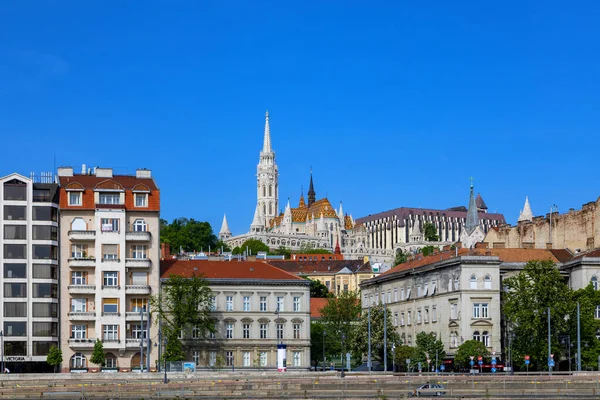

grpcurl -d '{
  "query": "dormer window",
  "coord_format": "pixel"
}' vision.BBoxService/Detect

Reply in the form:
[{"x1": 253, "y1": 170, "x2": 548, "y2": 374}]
[
  {"x1": 99, "y1": 193, "x2": 120, "y2": 205},
  {"x1": 135, "y1": 193, "x2": 147, "y2": 207},
  {"x1": 69, "y1": 192, "x2": 82, "y2": 206}
]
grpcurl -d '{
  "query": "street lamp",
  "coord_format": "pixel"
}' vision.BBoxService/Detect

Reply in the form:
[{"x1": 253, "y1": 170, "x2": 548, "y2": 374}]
[
  {"x1": 322, "y1": 329, "x2": 326, "y2": 372},
  {"x1": 0, "y1": 330, "x2": 3, "y2": 374},
  {"x1": 163, "y1": 337, "x2": 168, "y2": 384},
  {"x1": 340, "y1": 332, "x2": 346, "y2": 378}
]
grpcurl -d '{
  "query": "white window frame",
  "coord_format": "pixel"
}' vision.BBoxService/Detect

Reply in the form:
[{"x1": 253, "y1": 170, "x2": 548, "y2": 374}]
[
  {"x1": 132, "y1": 219, "x2": 147, "y2": 232},
  {"x1": 243, "y1": 296, "x2": 250, "y2": 312},
  {"x1": 293, "y1": 296, "x2": 300, "y2": 312},
  {"x1": 260, "y1": 296, "x2": 267, "y2": 312},
  {"x1": 68, "y1": 191, "x2": 82, "y2": 206},
  {"x1": 71, "y1": 298, "x2": 86, "y2": 312},
  {"x1": 243, "y1": 351, "x2": 251, "y2": 367},
  {"x1": 103, "y1": 271, "x2": 118, "y2": 287},
  {"x1": 260, "y1": 323, "x2": 267, "y2": 339},
  {"x1": 71, "y1": 271, "x2": 86, "y2": 285},
  {"x1": 596, "y1": 305, "x2": 600, "y2": 319},
  {"x1": 226, "y1": 296, "x2": 233, "y2": 311},
  {"x1": 132, "y1": 245, "x2": 147, "y2": 259},
  {"x1": 226, "y1": 322, "x2": 234, "y2": 339},
  {"x1": 293, "y1": 351, "x2": 301, "y2": 367},
  {"x1": 394, "y1": 288, "x2": 398, "y2": 302},
  {"x1": 593, "y1": 276, "x2": 599, "y2": 290},
  {"x1": 484, "y1": 275, "x2": 492, "y2": 289},
  {"x1": 432, "y1": 306, "x2": 437, "y2": 322},
  {"x1": 277, "y1": 323, "x2": 284, "y2": 340},
  {"x1": 277, "y1": 296, "x2": 284, "y2": 312},
  {"x1": 193, "y1": 351, "x2": 200, "y2": 366},
  {"x1": 473, "y1": 303, "x2": 480, "y2": 318},
  {"x1": 134, "y1": 193, "x2": 147, "y2": 207},
  {"x1": 226, "y1": 351, "x2": 234, "y2": 366},
  {"x1": 131, "y1": 323, "x2": 147, "y2": 339},
  {"x1": 209, "y1": 351, "x2": 217, "y2": 367},
  {"x1": 243, "y1": 323, "x2": 250, "y2": 339},
  {"x1": 99, "y1": 193, "x2": 120, "y2": 205},
  {"x1": 259, "y1": 351, "x2": 267, "y2": 367},
  {"x1": 293, "y1": 323, "x2": 301, "y2": 339},
  {"x1": 71, "y1": 325, "x2": 86, "y2": 339},
  {"x1": 103, "y1": 324, "x2": 118, "y2": 341},
  {"x1": 101, "y1": 218, "x2": 120, "y2": 233},
  {"x1": 470, "y1": 275, "x2": 477, "y2": 290},
  {"x1": 71, "y1": 244, "x2": 87, "y2": 258}
]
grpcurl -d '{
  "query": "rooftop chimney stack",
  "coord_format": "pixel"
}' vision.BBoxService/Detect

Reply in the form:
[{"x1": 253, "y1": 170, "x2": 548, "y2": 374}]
[
  {"x1": 81, "y1": 164, "x2": 86, "y2": 175},
  {"x1": 136, "y1": 169, "x2": 152, "y2": 179}
]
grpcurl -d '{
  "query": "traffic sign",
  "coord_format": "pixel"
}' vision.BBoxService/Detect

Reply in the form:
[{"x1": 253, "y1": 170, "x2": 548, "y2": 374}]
[
  {"x1": 491, "y1": 358, "x2": 497, "y2": 365},
  {"x1": 470, "y1": 360, "x2": 475, "y2": 366},
  {"x1": 426, "y1": 359, "x2": 431, "y2": 364},
  {"x1": 491, "y1": 367, "x2": 497, "y2": 373},
  {"x1": 525, "y1": 359, "x2": 530, "y2": 365},
  {"x1": 478, "y1": 356, "x2": 483, "y2": 361},
  {"x1": 525, "y1": 355, "x2": 530, "y2": 360},
  {"x1": 478, "y1": 360, "x2": 483, "y2": 366},
  {"x1": 440, "y1": 365, "x2": 445, "y2": 371}
]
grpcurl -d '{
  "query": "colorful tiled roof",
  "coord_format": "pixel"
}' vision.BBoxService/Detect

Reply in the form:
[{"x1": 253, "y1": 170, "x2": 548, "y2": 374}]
[
  {"x1": 268, "y1": 259, "x2": 373, "y2": 275},
  {"x1": 356, "y1": 206, "x2": 505, "y2": 226},
  {"x1": 160, "y1": 259, "x2": 307, "y2": 281},
  {"x1": 310, "y1": 298, "x2": 329, "y2": 319}
]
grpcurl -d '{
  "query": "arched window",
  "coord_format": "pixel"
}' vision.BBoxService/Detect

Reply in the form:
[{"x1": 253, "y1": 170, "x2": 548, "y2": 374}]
[
  {"x1": 71, "y1": 217, "x2": 86, "y2": 231},
  {"x1": 482, "y1": 331, "x2": 490, "y2": 347},
  {"x1": 592, "y1": 276, "x2": 598, "y2": 290},
  {"x1": 262, "y1": 185, "x2": 266, "y2": 197},
  {"x1": 70, "y1": 353, "x2": 87, "y2": 368},
  {"x1": 472, "y1": 331, "x2": 481, "y2": 342},
  {"x1": 484, "y1": 275, "x2": 492, "y2": 290},
  {"x1": 131, "y1": 352, "x2": 147, "y2": 369},
  {"x1": 268, "y1": 203, "x2": 273, "y2": 215},
  {"x1": 263, "y1": 203, "x2": 266, "y2": 215},
  {"x1": 132, "y1": 219, "x2": 146, "y2": 232},
  {"x1": 269, "y1": 185, "x2": 272, "y2": 197},
  {"x1": 105, "y1": 352, "x2": 118, "y2": 368},
  {"x1": 470, "y1": 275, "x2": 477, "y2": 290}
]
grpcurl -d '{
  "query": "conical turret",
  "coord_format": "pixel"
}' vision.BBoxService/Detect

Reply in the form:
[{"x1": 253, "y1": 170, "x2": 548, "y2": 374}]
[
  {"x1": 219, "y1": 214, "x2": 232, "y2": 239},
  {"x1": 262, "y1": 110, "x2": 272, "y2": 153},
  {"x1": 250, "y1": 205, "x2": 265, "y2": 233},
  {"x1": 518, "y1": 196, "x2": 534, "y2": 222},
  {"x1": 465, "y1": 179, "x2": 479, "y2": 235},
  {"x1": 307, "y1": 170, "x2": 316, "y2": 206}
]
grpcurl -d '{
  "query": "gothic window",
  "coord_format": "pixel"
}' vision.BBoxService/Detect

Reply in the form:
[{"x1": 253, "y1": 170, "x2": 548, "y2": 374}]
[
  {"x1": 592, "y1": 276, "x2": 598, "y2": 290},
  {"x1": 263, "y1": 203, "x2": 266, "y2": 215},
  {"x1": 470, "y1": 275, "x2": 477, "y2": 289},
  {"x1": 269, "y1": 185, "x2": 272, "y2": 197},
  {"x1": 484, "y1": 275, "x2": 492, "y2": 289},
  {"x1": 269, "y1": 202, "x2": 273, "y2": 215},
  {"x1": 262, "y1": 186, "x2": 266, "y2": 197},
  {"x1": 473, "y1": 330, "x2": 481, "y2": 342},
  {"x1": 482, "y1": 331, "x2": 490, "y2": 346}
]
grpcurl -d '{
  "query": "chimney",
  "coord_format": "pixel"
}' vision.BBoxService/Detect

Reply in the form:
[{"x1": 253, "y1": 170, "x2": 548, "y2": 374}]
[
  {"x1": 81, "y1": 164, "x2": 86, "y2": 175},
  {"x1": 136, "y1": 169, "x2": 152, "y2": 179},
  {"x1": 95, "y1": 168, "x2": 113, "y2": 178},
  {"x1": 57, "y1": 167, "x2": 73, "y2": 177}
]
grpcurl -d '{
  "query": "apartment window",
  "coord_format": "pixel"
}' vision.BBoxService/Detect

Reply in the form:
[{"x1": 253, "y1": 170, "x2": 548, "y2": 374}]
[
  {"x1": 4, "y1": 205, "x2": 26, "y2": 221},
  {"x1": 103, "y1": 272, "x2": 119, "y2": 287},
  {"x1": 226, "y1": 351, "x2": 234, "y2": 366},
  {"x1": 130, "y1": 271, "x2": 147, "y2": 286},
  {"x1": 293, "y1": 296, "x2": 300, "y2": 312},
  {"x1": 209, "y1": 351, "x2": 217, "y2": 367},
  {"x1": 226, "y1": 322, "x2": 234, "y2": 339},
  {"x1": 394, "y1": 289, "x2": 398, "y2": 302},
  {"x1": 481, "y1": 303, "x2": 489, "y2": 318},
  {"x1": 5, "y1": 342, "x2": 26, "y2": 356},
  {"x1": 4, "y1": 263, "x2": 26, "y2": 278},
  {"x1": 101, "y1": 218, "x2": 120, "y2": 232},
  {"x1": 417, "y1": 310, "x2": 422, "y2": 324},
  {"x1": 293, "y1": 323, "x2": 301, "y2": 339},
  {"x1": 4, "y1": 244, "x2": 26, "y2": 259},
  {"x1": 33, "y1": 322, "x2": 58, "y2": 337},
  {"x1": 451, "y1": 303, "x2": 458, "y2": 319},
  {"x1": 243, "y1": 323, "x2": 250, "y2": 339},
  {"x1": 470, "y1": 275, "x2": 477, "y2": 289},
  {"x1": 293, "y1": 351, "x2": 301, "y2": 367},
  {"x1": 424, "y1": 308, "x2": 429, "y2": 323},
  {"x1": 103, "y1": 244, "x2": 118, "y2": 260},
  {"x1": 132, "y1": 219, "x2": 147, "y2": 232},
  {"x1": 209, "y1": 296, "x2": 216, "y2": 311},
  {"x1": 68, "y1": 192, "x2": 82, "y2": 206},
  {"x1": 260, "y1": 323, "x2": 268, "y2": 339},
  {"x1": 407, "y1": 335, "x2": 412, "y2": 346},
  {"x1": 4, "y1": 225, "x2": 26, "y2": 240},
  {"x1": 593, "y1": 276, "x2": 599, "y2": 290},
  {"x1": 33, "y1": 244, "x2": 57, "y2": 260},
  {"x1": 71, "y1": 271, "x2": 86, "y2": 285},
  {"x1": 473, "y1": 330, "x2": 481, "y2": 341},
  {"x1": 454, "y1": 277, "x2": 460, "y2": 290},
  {"x1": 33, "y1": 264, "x2": 57, "y2": 279},
  {"x1": 130, "y1": 298, "x2": 148, "y2": 312},
  {"x1": 71, "y1": 244, "x2": 87, "y2": 258},
  {"x1": 33, "y1": 189, "x2": 52, "y2": 202},
  {"x1": 4, "y1": 321, "x2": 26, "y2": 337},
  {"x1": 401, "y1": 288, "x2": 405, "y2": 301},
  {"x1": 432, "y1": 306, "x2": 437, "y2": 322},
  {"x1": 243, "y1": 351, "x2": 251, "y2": 367},
  {"x1": 277, "y1": 323, "x2": 284, "y2": 340},
  {"x1": 482, "y1": 331, "x2": 490, "y2": 347},
  {"x1": 71, "y1": 353, "x2": 86, "y2": 368},
  {"x1": 131, "y1": 324, "x2": 147, "y2": 339},
  {"x1": 4, "y1": 302, "x2": 26, "y2": 317},
  {"x1": 260, "y1": 351, "x2": 267, "y2": 367},
  {"x1": 407, "y1": 311, "x2": 412, "y2": 325},
  {"x1": 3, "y1": 182, "x2": 26, "y2": 200},
  {"x1": 209, "y1": 322, "x2": 217, "y2": 339},
  {"x1": 473, "y1": 303, "x2": 480, "y2": 318},
  {"x1": 260, "y1": 296, "x2": 267, "y2": 312},
  {"x1": 226, "y1": 296, "x2": 233, "y2": 311},
  {"x1": 33, "y1": 225, "x2": 57, "y2": 240},
  {"x1": 393, "y1": 312, "x2": 398, "y2": 327},
  {"x1": 30, "y1": 283, "x2": 54, "y2": 299},
  {"x1": 32, "y1": 206, "x2": 57, "y2": 221},
  {"x1": 71, "y1": 298, "x2": 86, "y2": 312},
  {"x1": 481, "y1": 274, "x2": 491, "y2": 289},
  {"x1": 4, "y1": 283, "x2": 26, "y2": 297},
  {"x1": 103, "y1": 298, "x2": 118, "y2": 313},
  {"x1": 71, "y1": 325, "x2": 86, "y2": 339},
  {"x1": 192, "y1": 325, "x2": 201, "y2": 339},
  {"x1": 135, "y1": 193, "x2": 147, "y2": 207},
  {"x1": 132, "y1": 245, "x2": 147, "y2": 259},
  {"x1": 417, "y1": 285, "x2": 421, "y2": 297},
  {"x1": 243, "y1": 296, "x2": 250, "y2": 311},
  {"x1": 193, "y1": 351, "x2": 200, "y2": 366},
  {"x1": 450, "y1": 331, "x2": 459, "y2": 348},
  {"x1": 105, "y1": 354, "x2": 117, "y2": 368},
  {"x1": 33, "y1": 303, "x2": 58, "y2": 318},
  {"x1": 400, "y1": 312, "x2": 405, "y2": 326},
  {"x1": 277, "y1": 296, "x2": 284, "y2": 312},
  {"x1": 99, "y1": 193, "x2": 120, "y2": 205},
  {"x1": 325, "y1": 281, "x2": 330, "y2": 290},
  {"x1": 596, "y1": 305, "x2": 600, "y2": 319},
  {"x1": 387, "y1": 291, "x2": 391, "y2": 303},
  {"x1": 103, "y1": 325, "x2": 118, "y2": 341}
]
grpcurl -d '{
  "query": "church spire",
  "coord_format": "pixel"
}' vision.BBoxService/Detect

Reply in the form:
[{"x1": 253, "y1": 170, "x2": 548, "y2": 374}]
[
  {"x1": 262, "y1": 110, "x2": 272, "y2": 153},
  {"x1": 518, "y1": 196, "x2": 534, "y2": 222},
  {"x1": 307, "y1": 169, "x2": 316, "y2": 206},
  {"x1": 218, "y1": 214, "x2": 232, "y2": 239},
  {"x1": 465, "y1": 177, "x2": 479, "y2": 234}
]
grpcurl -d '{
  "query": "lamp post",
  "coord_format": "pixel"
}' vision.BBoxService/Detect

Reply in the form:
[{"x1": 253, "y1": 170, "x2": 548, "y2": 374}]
[
  {"x1": 0, "y1": 330, "x2": 3, "y2": 374},
  {"x1": 367, "y1": 303, "x2": 372, "y2": 373},
  {"x1": 547, "y1": 307, "x2": 552, "y2": 374},
  {"x1": 340, "y1": 332, "x2": 346, "y2": 378},
  {"x1": 322, "y1": 329, "x2": 326, "y2": 372},
  {"x1": 163, "y1": 337, "x2": 168, "y2": 384},
  {"x1": 577, "y1": 302, "x2": 582, "y2": 371},
  {"x1": 140, "y1": 307, "x2": 144, "y2": 371}
]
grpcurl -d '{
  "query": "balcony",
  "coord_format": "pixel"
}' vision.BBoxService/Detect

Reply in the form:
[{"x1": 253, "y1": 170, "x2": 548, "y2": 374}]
[
  {"x1": 68, "y1": 230, "x2": 96, "y2": 241},
  {"x1": 126, "y1": 311, "x2": 143, "y2": 321},
  {"x1": 125, "y1": 258, "x2": 151, "y2": 268},
  {"x1": 68, "y1": 284, "x2": 97, "y2": 294},
  {"x1": 101, "y1": 339, "x2": 122, "y2": 349},
  {"x1": 126, "y1": 285, "x2": 151, "y2": 295},
  {"x1": 68, "y1": 338, "x2": 95, "y2": 349},
  {"x1": 68, "y1": 312, "x2": 96, "y2": 321},
  {"x1": 69, "y1": 257, "x2": 96, "y2": 268},
  {"x1": 126, "y1": 231, "x2": 151, "y2": 242},
  {"x1": 125, "y1": 338, "x2": 148, "y2": 348}
]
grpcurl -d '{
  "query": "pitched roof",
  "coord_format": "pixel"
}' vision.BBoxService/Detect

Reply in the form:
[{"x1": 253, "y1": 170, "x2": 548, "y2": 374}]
[
  {"x1": 475, "y1": 193, "x2": 487, "y2": 209},
  {"x1": 160, "y1": 259, "x2": 306, "y2": 282},
  {"x1": 310, "y1": 298, "x2": 329, "y2": 319},
  {"x1": 268, "y1": 259, "x2": 373, "y2": 275},
  {"x1": 58, "y1": 174, "x2": 158, "y2": 190},
  {"x1": 355, "y1": 206, "x2": 505, "y2": 226}
]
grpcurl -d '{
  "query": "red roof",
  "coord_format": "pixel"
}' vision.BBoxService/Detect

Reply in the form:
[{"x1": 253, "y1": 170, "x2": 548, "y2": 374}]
[
  {"x1": 160, "y1": 259, "x2": 306, "y2": 281},
  {"x1": 310, "y1": 298, "x2": 329, "y2": 318},
  {"x1": 58, "y1": 174, "x2": 158, "y2": 190}
]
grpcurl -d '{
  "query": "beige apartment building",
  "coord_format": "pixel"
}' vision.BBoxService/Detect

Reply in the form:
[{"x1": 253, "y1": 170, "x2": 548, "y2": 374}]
[{"x1": 58, "y1": 166, "x2": 160, "y2": 372}]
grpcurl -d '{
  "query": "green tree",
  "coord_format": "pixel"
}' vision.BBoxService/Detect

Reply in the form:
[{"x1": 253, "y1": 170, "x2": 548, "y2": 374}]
[
  {"x1": 455, "y1": 340, "x2": 490, "y2": 370},
  {"x1": 423, "y1": 222, "x2": 439, "y2": 241},
  {"x1": 321, "y1": 291, "x2": 362, "y2": 357},
  {"x1": 90, "y1": 339, "x2": 105, "y2": 367},
  {"x1": 420, "y1": 245, "x2": 436, "y2": 257},
  {"x1": 271, "y1": 246, "x2": 291, "y2": 258},
  {"x1": 160, "y1": 218, "x2": 218, "y2": 253},
  {"x1": 299, "y1": 242, "x2": 332, "y2": 254},
  {"x1": 215, "y1": 239, "x2": 231, "y2": 253},
  {"x1": 350, "y1": 303, "x2": 400, "y2": 363},
  {"x1": 151, "y1": 274, "x2": 214, "y2": 361},
  {"x1": 414, "y1": 332, "x2": 446, "y2": 370},
  {"x1": 232, "y1": 238, "x2": 270, "y2": 255},
  {"x1": 394, "y1": 344, "x2": 417, "y2": 372},
  {"x1": 310, "y1": 322, "x2": 336, "y2": 369},
  {"x1": 215, "y1": 355, "x2": 225, "y2": 371},
  {"x1": 569, "y1": 283, "x2": 600, "y2": 369},
  {"x1": 46, "y1": 345, "x2": 63, "y2": 373},
  {"x1": 306, "y1": 278, "x2": 330, "y2": 298},
  {"x1": 503, "y1": 259, "x2": 573, "y2": 371},
  {"x1": 394, "y1": 250, "x2": 408, "y2": 266}
]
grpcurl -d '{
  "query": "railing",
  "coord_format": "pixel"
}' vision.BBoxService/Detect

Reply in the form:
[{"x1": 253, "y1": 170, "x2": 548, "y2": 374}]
[
  {"x1": 68, "y1": 284, "x2": 96, "y2": 293},
  {"x1": 68, "y1": 312, "x2": 96, "y2": 319},
  {"x1": 68, "y1": 230, "x2": 96, "y2": 240},
  {"x1": 126, "y1": 231, "x2": 152, "y2": 241},
  {"x1": 125, "y1": 258, "x2": 151, "y2": 268},
  {"x1": 68, "y1": 257, "x2": 96, "y2": 267},
  {"x1": 125, "y1": 285, "x2": 151, "y2": 294}
]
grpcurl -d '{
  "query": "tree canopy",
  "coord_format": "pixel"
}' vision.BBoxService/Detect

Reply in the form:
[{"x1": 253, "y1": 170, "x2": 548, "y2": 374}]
[
  {"x1": 350, "y1": 303, "x2": 400, "y2": 363},
  {"x1": 232, "y1": 238, "x2": 270, "y2": 255},
  {"x1": 90, "y1": 339, "x2": 105, "y2": 367},
  {"x1": 414, "y1": 332, "x2": 446, "y2": 370},
  {"x1": 423, "y1": 222, "x2": 439, "y2": 241},
  {"x1": 305, "y1": 278, "x2": 331, "y2": 298},
  {"x1": 320, "y1": 291, "x2": 362, "y2": 356},
  {"x1": 160, "y1": 218, "x2": 219, "y2": 253},
  {"x1": 420, "y1": 245, "x2": 436, "y2": 257},
  {"x1": 455, "y1": 340, "x2": 489, "y2": 369},
  {"x1": 150, "y1": 274, "x2": 214, "y2": 361},
  {"x1": 46, "y1": 345, "x2": 62, "y2": 373},
  {"x1": 394, "y1": 250, "x2": 408, "y2": 266}
]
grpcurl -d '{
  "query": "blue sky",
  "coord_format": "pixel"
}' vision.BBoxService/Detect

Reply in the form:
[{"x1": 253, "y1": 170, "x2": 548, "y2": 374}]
[{"x1": 1, "y1": 1, "x2": 599, "y2": 235}]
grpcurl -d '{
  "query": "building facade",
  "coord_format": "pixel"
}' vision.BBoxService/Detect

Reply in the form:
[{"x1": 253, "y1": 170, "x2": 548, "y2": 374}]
[
  {"x1": 0, "y1": 173, "x2": 59, "y2": 373},
  {"x1": 160, "y1": 260, "x2": 311, "y2": 370},
  {"x1": 58, "y1": 166, "x2": 160, "y2": 372}
]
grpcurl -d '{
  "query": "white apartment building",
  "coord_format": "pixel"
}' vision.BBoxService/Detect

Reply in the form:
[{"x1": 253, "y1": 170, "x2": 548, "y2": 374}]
[
  {"x1": 0, "y1": 173, "x2": 59, "y2": 373},
  {"x1": 58, "y1": 166, "x2": 160, "y2": 372}
]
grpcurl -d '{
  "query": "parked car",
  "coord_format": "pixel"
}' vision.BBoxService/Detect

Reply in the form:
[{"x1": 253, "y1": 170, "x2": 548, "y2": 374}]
[{"x1": 409, "y1": 383, "x2": 446, "y2": 397}]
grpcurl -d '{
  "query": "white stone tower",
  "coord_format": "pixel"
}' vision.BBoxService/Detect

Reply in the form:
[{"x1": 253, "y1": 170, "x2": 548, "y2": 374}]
[{"x1": 256, "y1": 111, "x2": 279, "y2": 228}]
